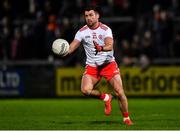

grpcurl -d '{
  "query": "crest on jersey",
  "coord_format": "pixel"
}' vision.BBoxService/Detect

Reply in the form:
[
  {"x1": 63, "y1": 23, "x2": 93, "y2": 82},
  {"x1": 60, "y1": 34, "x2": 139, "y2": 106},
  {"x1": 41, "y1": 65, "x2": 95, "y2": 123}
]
[{"x1": 98, "y1": 34, "x2": 103, "y2": 40}]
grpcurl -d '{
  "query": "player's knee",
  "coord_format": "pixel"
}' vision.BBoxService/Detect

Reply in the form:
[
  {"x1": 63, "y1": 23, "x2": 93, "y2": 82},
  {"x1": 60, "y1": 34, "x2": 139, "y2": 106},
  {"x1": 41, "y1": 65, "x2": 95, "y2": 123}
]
[
  {"x1": 116, "y1": 90, "x2": 125, "y2": 98},
  {"x1": 81, "y1": 88, "x2": 91, "y2": 96}
]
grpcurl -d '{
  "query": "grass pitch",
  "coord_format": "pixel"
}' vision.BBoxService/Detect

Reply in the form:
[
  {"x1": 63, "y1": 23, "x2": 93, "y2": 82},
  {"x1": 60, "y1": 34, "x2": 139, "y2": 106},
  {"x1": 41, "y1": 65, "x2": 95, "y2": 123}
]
[{"x1": 0, "y1": 98, "x2": 180, "y2": 130}]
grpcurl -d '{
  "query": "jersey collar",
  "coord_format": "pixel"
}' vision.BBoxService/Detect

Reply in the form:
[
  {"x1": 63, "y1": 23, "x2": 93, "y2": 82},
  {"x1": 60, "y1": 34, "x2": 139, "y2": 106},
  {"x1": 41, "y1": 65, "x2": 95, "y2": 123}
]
[{"x1": 89, "y1": 22, "x2": 101, "y2": 30}]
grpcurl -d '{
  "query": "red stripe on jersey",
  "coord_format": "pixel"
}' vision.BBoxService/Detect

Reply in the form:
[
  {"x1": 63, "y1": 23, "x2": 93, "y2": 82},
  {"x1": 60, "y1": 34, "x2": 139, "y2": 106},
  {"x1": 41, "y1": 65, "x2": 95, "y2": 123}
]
[
  {"x1": 100, "y1": 24, "x2": 108, "y2": 31},
  {"x1": 79, "y1": 25, "x2": 88, "y2": 32}
]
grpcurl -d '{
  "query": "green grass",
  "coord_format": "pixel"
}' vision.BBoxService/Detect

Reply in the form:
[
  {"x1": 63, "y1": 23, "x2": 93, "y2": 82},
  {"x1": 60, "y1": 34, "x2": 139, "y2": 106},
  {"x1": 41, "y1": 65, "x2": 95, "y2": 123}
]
[{"x1": 0, "y1": 98, "x2": 180, "y2": 130}]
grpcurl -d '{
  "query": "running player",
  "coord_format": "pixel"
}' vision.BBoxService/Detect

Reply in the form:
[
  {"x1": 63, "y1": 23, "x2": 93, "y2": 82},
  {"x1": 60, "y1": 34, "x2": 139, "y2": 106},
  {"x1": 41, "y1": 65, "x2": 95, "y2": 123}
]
[{"x1": 64, "y1": 6, "x2": 133, "y2": 126}]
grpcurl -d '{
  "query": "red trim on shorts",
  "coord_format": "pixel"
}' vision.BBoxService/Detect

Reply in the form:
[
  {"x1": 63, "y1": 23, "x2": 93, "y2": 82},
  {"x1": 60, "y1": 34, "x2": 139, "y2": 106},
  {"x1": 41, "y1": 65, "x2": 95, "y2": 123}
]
[{"x1": 84, "y1": 61, "x2": 120, "y2": 81}]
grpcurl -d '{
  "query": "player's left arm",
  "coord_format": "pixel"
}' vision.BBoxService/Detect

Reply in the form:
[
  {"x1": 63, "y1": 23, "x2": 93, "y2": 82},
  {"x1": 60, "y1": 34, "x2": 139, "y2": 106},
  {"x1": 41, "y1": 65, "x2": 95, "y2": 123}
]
[
  {"x1": 102, "y1": 37, "x2": 114, "y2": 51},
  {"x1": 94, "y1": 37, "x2": 113, "y2": 52}
]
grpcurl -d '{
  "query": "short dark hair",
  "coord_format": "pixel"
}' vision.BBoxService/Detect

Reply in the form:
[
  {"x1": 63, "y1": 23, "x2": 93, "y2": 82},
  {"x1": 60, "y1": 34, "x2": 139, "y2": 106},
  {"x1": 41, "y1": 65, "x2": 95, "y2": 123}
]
[{"x1": 83, "y1": 6, "x2": 101, "y2": 15}]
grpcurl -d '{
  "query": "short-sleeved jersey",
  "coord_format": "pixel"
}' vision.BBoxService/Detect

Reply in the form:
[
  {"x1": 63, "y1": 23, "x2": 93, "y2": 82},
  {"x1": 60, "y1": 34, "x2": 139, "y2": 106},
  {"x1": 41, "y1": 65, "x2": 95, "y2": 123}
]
[{"x1": 74, "y1": 22, "x2": 115, "y2": 67}]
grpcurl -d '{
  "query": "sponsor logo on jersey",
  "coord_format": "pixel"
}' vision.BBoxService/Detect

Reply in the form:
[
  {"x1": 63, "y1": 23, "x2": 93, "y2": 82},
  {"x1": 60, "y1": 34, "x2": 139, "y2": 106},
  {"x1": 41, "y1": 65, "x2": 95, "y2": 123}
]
[
  {"x1": 85, "y1": 36, "x2": 90, "y2": 39},
  {"x1": 92, "y1": 32, "x2": 97, "y2": 39}
]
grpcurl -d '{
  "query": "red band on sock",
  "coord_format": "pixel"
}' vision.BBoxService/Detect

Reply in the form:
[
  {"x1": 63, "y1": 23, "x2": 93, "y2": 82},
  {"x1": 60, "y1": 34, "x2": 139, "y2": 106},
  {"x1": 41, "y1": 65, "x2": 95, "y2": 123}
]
[
  {"x1": 123, "y1": 112, "x2": 129, "y2": 117},
  {"x1": 100, "y1": 93, "x2": 106, "y2": 100}
]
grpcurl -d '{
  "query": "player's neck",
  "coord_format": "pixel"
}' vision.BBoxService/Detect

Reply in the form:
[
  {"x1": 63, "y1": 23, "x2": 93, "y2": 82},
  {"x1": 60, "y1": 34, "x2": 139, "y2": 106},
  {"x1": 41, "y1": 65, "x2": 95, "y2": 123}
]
[{"x1": 89, "y1": 22, "x2": 101, "y2": 30}]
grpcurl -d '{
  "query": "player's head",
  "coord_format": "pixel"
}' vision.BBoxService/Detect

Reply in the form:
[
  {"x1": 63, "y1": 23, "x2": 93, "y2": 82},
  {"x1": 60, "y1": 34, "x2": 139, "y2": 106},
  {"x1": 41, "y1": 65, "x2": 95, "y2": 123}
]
[{"x1": 83, "y1": 6, "x2": 100, "y2": 28}]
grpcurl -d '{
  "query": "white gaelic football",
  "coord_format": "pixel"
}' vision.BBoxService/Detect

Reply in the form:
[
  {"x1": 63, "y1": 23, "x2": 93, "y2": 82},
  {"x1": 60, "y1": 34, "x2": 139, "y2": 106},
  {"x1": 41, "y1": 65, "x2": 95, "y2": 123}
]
[{"x1": 52, "y1": 39, "x2": 69, "y2": 55}]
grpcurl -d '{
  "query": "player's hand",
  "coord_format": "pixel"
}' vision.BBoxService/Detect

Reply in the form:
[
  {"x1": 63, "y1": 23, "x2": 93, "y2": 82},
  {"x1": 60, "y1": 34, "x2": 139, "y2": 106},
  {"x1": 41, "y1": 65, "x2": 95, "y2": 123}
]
[
  {"x1": 93, "y1": 41, "x2": 103, "y2": 52},
  {"x1": 62, "y1": 51, "x2": 69, "y2": 57}
]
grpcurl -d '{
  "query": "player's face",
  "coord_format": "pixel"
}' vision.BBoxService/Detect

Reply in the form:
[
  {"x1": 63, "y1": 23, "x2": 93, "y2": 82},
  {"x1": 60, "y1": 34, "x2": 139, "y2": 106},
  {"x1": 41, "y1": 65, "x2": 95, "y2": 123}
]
[{"x1": 84, "y1": 10, "x2": 99, "y2": 28}]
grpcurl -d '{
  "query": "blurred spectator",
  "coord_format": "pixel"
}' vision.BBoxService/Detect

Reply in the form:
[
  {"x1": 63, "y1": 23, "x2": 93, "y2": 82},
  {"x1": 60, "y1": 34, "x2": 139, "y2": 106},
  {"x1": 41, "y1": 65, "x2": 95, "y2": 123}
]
[
  {"x1": 141, "y1": 30, "x2": 153, "y2": 59},
  {"x1": 22, "y1": 23, "x2": 34, "y2": 59},
  {"x1": 44, "y1": 0, "x2": 53, "y2": 16},
  {"x1": 59, "y1": 17, "x2": 82, "y2": 66},
  {"x1": 170, "y1": 0, "x2": 180, "y2": 17},
  {"x1": 46, "y1": 15, "x2": 59, "y2": 56},
  {"x1": 140, "y1": 30, "x2": 153, "y2": 70},
  {"x1": 173, "y1": 31, "x2": 180, "y2": 58},
  {"x1": 139, "y1": 54, "x2": 150, "y2": 71},
  {"x1": 0, "y1": 16, "x2": 12, "y2": 60},
  {"x1": 60, "y1": 17, "x2": 74, "y2": 42},
  {"x1": 113, "y1": 0, "x2": 133, "y2": 16},
  {"x1": 120, "y1": 39, "x2": 134, "y2": 66},
  {"x1": 31, "y1": 11, "x2": 47, "y2": 59},
  {"x1": 0, "y1": 0, "x2": 179, "y2": 66},
  {"x1": 28, "y1": 0, "x2": 38, "y2": 18},
  {"x1": 131, "y1": 34, "x2": 141, "y2": 59},
  {"x1": 0, "y1": 0, "x2": 12, "y2": 19},
  {"x1": 150, "y1": 5, "x2": 173, "y2": 58},
  {"x1": 10, "y1": 27, "x2": 25, "y2": 60}
]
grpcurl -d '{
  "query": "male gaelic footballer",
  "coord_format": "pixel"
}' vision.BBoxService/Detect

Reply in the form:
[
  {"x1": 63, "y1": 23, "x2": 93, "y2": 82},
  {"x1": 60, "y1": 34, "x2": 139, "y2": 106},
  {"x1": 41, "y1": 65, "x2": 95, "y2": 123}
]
[{"x1": 64, "y1": 6, "x2": 133, "y2": 125}]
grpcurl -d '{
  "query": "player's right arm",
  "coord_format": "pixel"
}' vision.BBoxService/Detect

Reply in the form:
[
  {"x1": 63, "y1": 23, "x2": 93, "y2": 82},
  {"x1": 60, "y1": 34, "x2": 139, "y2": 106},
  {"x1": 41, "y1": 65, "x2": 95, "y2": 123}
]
[
  {"x1": 64, "y1": 28, "x2": 83, "y2": 56},
  {"x1": 63, "y1": 39, "x2": 80, "y2": 56},
  {"x1": 68, "y1": 39, "x2": 81, "y2": 54}
]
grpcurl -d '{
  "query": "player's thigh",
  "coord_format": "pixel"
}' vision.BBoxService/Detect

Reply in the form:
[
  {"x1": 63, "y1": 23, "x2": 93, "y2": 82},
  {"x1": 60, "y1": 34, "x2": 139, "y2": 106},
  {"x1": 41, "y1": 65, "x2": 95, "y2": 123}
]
[
  {"x1": 81, "y1": 74, "x2": 99, "y2": 91},
  {"x1": 109, "y1": 74, "x2": 124, "y2": 94}
]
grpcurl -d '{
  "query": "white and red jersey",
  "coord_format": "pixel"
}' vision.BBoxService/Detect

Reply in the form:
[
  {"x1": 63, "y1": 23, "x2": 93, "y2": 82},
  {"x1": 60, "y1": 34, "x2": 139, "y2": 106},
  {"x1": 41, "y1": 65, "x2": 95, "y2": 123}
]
[{"x1": 74, "y1": 22, "x2": 115, "y2": 67}]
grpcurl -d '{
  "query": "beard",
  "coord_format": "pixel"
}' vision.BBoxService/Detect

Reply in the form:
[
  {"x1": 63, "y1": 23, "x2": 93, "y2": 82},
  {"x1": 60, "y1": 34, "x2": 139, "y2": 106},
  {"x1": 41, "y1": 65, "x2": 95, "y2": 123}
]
[{"x1": 87, "y1": 20, "x2": 97, "y2": 28}]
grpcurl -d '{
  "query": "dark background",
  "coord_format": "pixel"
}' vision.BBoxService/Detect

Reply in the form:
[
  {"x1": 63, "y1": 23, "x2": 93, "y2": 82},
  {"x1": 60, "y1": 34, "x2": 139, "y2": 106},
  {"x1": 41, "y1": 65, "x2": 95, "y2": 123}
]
[{"x1": 0, "y1": 0, "x2": 179, "y2": 66}]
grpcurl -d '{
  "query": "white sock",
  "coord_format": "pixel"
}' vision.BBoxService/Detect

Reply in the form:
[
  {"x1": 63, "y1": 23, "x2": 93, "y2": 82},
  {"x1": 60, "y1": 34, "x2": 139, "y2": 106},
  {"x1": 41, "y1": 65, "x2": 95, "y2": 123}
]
[
  {"x1": 103, "y1": 94, "x2": 109, "y2": 101},
  {"x1": 123, "y1": 117, "x2": 130, "y2": 121}
]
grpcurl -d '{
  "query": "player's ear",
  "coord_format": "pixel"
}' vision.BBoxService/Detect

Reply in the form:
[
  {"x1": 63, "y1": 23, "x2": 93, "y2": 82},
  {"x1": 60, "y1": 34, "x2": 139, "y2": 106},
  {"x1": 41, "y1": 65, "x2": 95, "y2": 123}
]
[{"x1": 96, "y1": 13, "x2": 100, "y2": 19}]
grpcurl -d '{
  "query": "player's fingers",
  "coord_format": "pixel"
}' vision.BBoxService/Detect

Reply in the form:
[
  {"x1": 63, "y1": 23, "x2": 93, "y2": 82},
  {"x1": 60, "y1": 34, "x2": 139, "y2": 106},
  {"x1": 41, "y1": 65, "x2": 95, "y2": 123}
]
[{"x1": 62, "y1": 51, "x2": 69, "y2": 57}]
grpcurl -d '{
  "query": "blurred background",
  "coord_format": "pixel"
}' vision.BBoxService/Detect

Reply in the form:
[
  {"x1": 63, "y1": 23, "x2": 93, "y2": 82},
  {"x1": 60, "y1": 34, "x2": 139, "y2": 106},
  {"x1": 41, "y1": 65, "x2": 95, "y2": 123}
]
[{"x1": 0, "y1": 0, "x2": 180, "y2": 98}]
